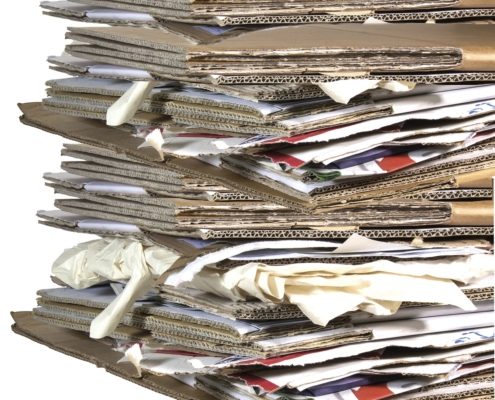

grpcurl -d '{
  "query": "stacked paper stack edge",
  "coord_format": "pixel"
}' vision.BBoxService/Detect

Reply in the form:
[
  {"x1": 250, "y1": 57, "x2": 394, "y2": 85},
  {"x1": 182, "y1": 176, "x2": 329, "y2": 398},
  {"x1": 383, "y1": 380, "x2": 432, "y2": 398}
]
[{"x1": 6, "y1": 1, "x2": 495, "y2": 399}]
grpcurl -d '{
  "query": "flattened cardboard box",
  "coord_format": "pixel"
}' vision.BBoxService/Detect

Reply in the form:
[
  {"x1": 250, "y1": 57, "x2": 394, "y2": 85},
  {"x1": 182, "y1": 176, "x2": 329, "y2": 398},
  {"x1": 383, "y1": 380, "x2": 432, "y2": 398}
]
[
  {"x1": 35, "y1": 288, "x2": 351, "y2": 344},
  {"x1": 32, "y1": 290, "x2": 374, "y2": 359},
  {"x1": 43, "y1": 98, "x2": 174, "y2": 128},
  {"x1": 158, "y1": 13, "x2": 495, "y2": 43},
  {"x1": 45, "y1": 173, "x2": 269, "y2": 211},
  {"x1": 44, "y1": 87, "x2": 375, "y2": 135},
  {"x1": 11, "y1": 312, "x2": 217, "y2": 400},
  {"x1": 67, "y1": 0, "x2": 495, "y2": 19},
  {"x1": 36, "y1": 209, "x2": 495, "y2": 240},
  {"x1": 41, "y1": 1, "x2": 159, "y2": 27},
  {"x1": 43, "y1": 5, "x2": 495, "y2": 46},
  {"x1": 64, "y1": 24, "x2": 495, "y2": 77},
  {"x1": 48, "y1": 55, "x2": 154, "y2": 81},
  {"x1": 19, "y1": 103, "x2": 495, "y2": 217},
  {"x1": 46, "y1": 66, "x2": 333, "y2": 101},
  {"x1": 162, "y1": 9, "x2": 495, "y2": 27},
  {"x1": 45, "y1": 179, "x2": 495, "y2": 230}
]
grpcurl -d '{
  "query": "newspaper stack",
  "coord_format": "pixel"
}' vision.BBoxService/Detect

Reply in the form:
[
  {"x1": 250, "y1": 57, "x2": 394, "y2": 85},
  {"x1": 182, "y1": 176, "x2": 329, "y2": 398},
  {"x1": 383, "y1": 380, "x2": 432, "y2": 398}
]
[{"x1": 12, "y1": 1, "x2": 495, "y2": 399}]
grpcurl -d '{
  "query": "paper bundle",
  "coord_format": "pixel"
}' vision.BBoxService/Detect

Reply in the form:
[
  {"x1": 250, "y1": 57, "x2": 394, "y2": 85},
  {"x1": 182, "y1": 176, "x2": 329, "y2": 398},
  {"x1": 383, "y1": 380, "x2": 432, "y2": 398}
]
[{"x1": 12, "y1": 1, "x2": 494, "y2": 399}]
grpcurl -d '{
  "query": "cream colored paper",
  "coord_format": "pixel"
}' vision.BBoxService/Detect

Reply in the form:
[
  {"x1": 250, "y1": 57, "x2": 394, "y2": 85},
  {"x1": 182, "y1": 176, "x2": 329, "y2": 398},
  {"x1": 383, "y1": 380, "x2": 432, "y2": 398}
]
[
  {"x1": 51, "y1": 238, "x2": 180, "y2": 338},
  {"x1": 106, "y1": 81, "x2": 157, "y2": 126},
  {"x1": 145, "y1": 128, "x2": 165, "y2": 160},
  {"x1": 190, "y1": 254, "x2": 492, "y2": 326},
  {"x1": 125, "y1": 343, "x2": 143, "y2": 377}
]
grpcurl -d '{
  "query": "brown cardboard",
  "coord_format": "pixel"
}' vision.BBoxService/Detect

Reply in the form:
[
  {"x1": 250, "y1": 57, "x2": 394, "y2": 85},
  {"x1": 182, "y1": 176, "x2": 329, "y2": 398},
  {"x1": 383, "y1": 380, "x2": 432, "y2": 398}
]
[
  {"x1": 150, "y1": 328, "x2": 371, "y2": 359},
  {"x1": 219, "y1": 152, "x2": 495, "y2": 205},
  {"x1": 46, "y1": 174, "x2": 495, "y2": 230},
  {"x1": 445, "y1": 201, "x2": 494, "y2": 226},
  {"x1": 42, "y1": 98, "x2": 174, "y2": 128},
  {"x1": 45, "y1": 85, "x2": 372, "y2": 128},
  {"x1": 48, "y1": 55, "x2": 155, "y2": 81},
  {"x1": 60, "y1": 148, "x2": 184, "y2": 179},
  {"x1": 168, "y1": 9, "x2": 495, "y2": 26},
  {"x1": 171, "y1": 104, "x2": 392, "y2": 137},
  {"x1": 35, "y1": 290, "x2": 351, "y2": 345},
  {"x1": 187, "y1": 83, "x2": 328, "y2": 102},
  {"x1": 158, "y1": 12, "x2": 495, "y2": 43},
  {"x1": 48, "y1": 182, "x2": 273, "y2": 213},
  {"x1": 65, "y1": 24, "x2": 495, "y2": 76},
  {"x1": 46, "y1": 89, "x2": 171, "y2": 114},
  {"x1": 19, "y1": 104, "x2": 495, "y2": 215},
  {"x1": 203, "y1": 71, "x2": 495, "y2": 85},
  {"x1": 33, "y1": 310, "x2": 153, "y2": 342},
  {"x1": 19, "y1": 102, "x2": 164, "y2": 162},
  {"x1": 68, "y1": 0, "x2": 495, "y2": 19},
  {"x1": 158, "y1": 286, "x2": 493, "y2": 321},
  {"x1": 37, "y1": 211, "x2": 495, "y2": 240},
  {"x1": 11, "y1": 312, "x2": 217, "y2": 400},
  {"x1": 40, "y1": 1, "x2": 159, "y2": 27},
  {"x1": 405, "y1": 189, "x2": 493, "y2": 201}
]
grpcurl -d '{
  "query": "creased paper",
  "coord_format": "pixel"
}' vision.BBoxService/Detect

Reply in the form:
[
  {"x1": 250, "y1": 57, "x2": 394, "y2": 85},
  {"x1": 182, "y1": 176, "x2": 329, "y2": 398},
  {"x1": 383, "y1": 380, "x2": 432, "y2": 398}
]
[
  {"x1": 318, "y1": 79, "x2": 416, "y2": 104},
  {"x1": 190, "y1": 254, "x2": 492, "y2": 326},
  {"x1": 106, "y1": 81, "x2": 157, "y2": 126},
  {"x1": 51, "y1": 238, "x2": 180, "y2": 338}
]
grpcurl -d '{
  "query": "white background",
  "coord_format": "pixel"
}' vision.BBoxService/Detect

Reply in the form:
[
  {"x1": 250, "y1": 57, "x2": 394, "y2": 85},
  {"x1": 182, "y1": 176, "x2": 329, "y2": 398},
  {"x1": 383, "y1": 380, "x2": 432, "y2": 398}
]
[{"x1": 1, "y1": 2, "x2": 169, "y2": 398}]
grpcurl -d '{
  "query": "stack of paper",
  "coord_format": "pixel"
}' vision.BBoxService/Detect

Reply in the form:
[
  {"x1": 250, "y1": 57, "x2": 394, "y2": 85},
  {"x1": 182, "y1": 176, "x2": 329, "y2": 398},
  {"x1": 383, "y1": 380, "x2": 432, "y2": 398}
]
[{"x1": 12, "y1": 1, "x2": 494, "y2": 399}]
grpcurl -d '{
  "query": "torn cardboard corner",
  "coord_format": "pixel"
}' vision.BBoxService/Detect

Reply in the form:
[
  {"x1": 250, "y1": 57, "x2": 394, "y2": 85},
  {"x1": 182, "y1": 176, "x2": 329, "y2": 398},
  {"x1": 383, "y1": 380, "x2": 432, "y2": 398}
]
[{"x1": 11, "y1": 312, "x2": 217, "y2": 400}]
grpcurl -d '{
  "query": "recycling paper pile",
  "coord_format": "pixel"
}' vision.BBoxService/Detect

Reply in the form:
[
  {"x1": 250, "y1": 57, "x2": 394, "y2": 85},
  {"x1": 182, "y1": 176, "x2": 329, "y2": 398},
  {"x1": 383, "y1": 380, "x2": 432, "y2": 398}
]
[{"x1": 12, "y1": 1, "x2": 495, "y2": 399}]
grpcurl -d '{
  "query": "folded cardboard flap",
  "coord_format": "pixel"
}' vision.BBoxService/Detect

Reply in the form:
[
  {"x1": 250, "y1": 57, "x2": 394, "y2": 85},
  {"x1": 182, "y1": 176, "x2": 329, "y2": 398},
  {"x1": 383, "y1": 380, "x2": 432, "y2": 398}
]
[{"x1": 11, "y1": 312, "x2": 217, "y2": 400}]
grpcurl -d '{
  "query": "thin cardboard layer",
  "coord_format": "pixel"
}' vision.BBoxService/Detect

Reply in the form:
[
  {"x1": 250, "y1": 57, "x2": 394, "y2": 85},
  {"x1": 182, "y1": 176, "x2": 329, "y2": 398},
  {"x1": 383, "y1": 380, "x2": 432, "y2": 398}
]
[
  {"x1": 67, "y1": 0, "x2": 495, "y2": 18},
  {"x1": 177, "y1": 9, "x2": 495, "y2": 26},
  {"x1": 201, "y1": 72, "x2": 495, "y2": 85},
  {"x1": 37, "y1": 214, "x2": 495, "y2": 240}
]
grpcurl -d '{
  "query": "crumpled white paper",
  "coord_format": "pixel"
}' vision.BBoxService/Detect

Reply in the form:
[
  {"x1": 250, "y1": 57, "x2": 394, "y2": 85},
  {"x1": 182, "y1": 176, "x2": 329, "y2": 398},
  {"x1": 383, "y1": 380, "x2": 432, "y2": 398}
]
[
  {"x1": 52, "y1": 238, "x2": 180, "y2": 338},
  {"x1": 125, "y1": 343, "x2": 143, "y2": 377},
  {"x1": 145, "y1": 128, "x2": 165, "y2": 160},
  {"x1": 318, "y1": 79, "x2": 416, "y2": 104},
  {"x1": 189, "y1": 254, "x2": 493, "y2": 326}
]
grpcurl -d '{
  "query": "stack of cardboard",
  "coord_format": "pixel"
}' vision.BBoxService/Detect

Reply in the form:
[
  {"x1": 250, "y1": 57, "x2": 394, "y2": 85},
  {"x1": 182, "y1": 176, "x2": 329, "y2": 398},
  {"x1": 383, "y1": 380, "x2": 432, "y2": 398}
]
[{"x1": 12, "y1": 1, "x2": 495, "y2": 399}]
